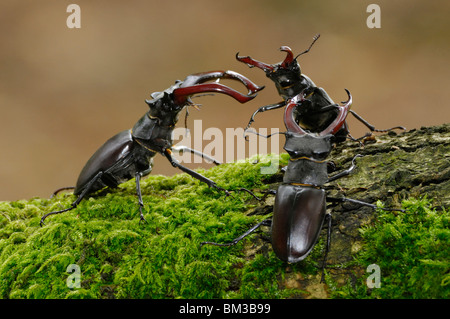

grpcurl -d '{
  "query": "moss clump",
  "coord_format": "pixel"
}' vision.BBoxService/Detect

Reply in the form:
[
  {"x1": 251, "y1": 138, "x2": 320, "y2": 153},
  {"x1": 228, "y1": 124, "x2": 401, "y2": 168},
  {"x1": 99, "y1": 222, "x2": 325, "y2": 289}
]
[
  {"x1": 330, "y1": 198, "x2": 449, "y2": 299},
  {"x1": 0, "y1": 154, "x2": 317, "y2": 299}
]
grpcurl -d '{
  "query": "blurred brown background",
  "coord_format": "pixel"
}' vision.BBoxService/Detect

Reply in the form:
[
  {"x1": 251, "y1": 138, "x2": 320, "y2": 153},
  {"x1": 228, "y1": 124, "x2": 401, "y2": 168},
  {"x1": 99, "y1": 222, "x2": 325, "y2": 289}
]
[{"x1": 1, "y1": 0, "x2": 449, "y2": 201}]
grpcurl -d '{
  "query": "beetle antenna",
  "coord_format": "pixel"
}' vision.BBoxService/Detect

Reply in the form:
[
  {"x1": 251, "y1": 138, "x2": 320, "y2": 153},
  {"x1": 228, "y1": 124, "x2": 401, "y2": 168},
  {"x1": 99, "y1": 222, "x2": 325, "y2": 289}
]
[
  {"x1": 184, "y1": 107, "x2": 190, "y2": 134},
  {"x1": 50, "y1": 186, "x2": 75, "y2": 198},
  {"x1": 183, "y1": 101, "x2": 203, "y2": 135},
  {"x1": 294, "y1": 34, "x2": 321, "y2": 60},
  {"x1": 244, "y1": 129, "x2": 286, "y2": 141}
]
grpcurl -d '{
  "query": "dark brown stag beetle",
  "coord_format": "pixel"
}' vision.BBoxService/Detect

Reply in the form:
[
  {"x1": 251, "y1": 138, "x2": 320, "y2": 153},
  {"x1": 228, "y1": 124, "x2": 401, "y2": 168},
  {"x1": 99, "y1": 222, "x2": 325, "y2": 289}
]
[
  {"x1": 236, "y1": 34, "x2": 404, "y2": 142},
  {"x1": 202, "y1": 89, "x2": 404, "y2": 278},
  {"x1": 40, "y1": 70, "x2": 264, "y2": 226}
]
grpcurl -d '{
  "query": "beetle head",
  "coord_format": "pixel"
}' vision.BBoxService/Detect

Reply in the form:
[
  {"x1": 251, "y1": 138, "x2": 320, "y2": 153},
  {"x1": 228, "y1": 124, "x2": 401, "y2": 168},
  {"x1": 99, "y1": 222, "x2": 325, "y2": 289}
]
[
  {"x1": 145, "y1": 85, "x2": 186, "y2": 126},
  {"x1": 267, "y1": 49, "x2": 306, "y2": 100},
  {"x1": 145, "y1": 71, "x2": 263, "y2": 126},
  {"x1": 236, "y1": 35, "x2": 320, "y2": 99},
  {"x1": 236, "y1": 46, "x2": 302, "y2": 99}
]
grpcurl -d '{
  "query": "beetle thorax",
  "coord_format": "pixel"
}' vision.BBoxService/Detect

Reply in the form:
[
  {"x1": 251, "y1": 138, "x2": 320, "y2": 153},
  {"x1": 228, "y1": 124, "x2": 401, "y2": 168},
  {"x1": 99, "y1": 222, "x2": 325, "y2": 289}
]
[
  {"x1": 283, "y1": 133, "x2": 333, "y2": 161},
  {"x1": 282, "y1": 133, "x2": 332, "y2": 186}
]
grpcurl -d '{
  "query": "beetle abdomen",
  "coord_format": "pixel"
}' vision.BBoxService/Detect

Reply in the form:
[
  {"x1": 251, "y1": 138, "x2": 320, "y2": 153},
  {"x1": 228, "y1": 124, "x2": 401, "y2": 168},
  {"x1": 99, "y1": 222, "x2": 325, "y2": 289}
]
[
  {"x1": 271, "y1": 185, "x2": 326, "y2": 263},
  {"x1": 74, "y1": 130, "x2": 135, "y2": 195}
]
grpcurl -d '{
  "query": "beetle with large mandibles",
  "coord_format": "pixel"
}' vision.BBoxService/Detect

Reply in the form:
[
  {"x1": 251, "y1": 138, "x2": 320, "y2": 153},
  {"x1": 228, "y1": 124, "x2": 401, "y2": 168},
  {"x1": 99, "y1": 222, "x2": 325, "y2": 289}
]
[
  {"x1": 236, "y1": 34, "x2": 404, "y2": 142},
  {"x1": 40, "y1": 70, "x2": 264, "y2": 226},
  {"x1": 201, "y1": 89, "x2": 404, "y2": 277}
]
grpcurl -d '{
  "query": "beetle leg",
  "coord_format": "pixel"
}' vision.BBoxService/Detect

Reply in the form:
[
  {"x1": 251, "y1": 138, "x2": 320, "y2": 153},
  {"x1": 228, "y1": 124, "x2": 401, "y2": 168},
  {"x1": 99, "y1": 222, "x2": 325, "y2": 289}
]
[
  {"x1": 326, "y1": 154, "x2": 363, "y2": 183},
  {"x1": 171, "y1": 145, "x2": 221, "y2": 165},
  {"x1": 320, "y1": 213, "x2": 332, "y2": 283},
  {"x1": 326, "y1": 196, "x2": 405, "y2": 212},
  {"x1": 349, "y1": 110, "x2": 406, "y2": 135},
  {"x1": 244, "y1": 128, "x2": 286, "y2": 142},
  {"x1": 236, "y1": 188, "x2": 261, "y2": 201},
  {"x1": 163, "y1": 149, "x2": 232, "y2": 197},
  {"x1": 40, "y1": 171, "x2": 104, "y2": 226},
  {"x1": 135, "y1": 171, "x2": 146, "y2": 223},
  {"x1": 244, "y1": 101, "x2": 286, "y2": 132},
  {"x1": 327, "y1": 196, "x2": 377, "y2": 209},
  {"x1": 169, "y1": 147, "x2": 264, "y2": 198},
  {"x1": 346, "y1": 132, "x2": 370, "y2": 147},
  {"x1": 39, "y1": 207, "x2": 74, "y2": 227},
  {"x1": 200, "y1": 218, "x2": 271, "y2": 247}
]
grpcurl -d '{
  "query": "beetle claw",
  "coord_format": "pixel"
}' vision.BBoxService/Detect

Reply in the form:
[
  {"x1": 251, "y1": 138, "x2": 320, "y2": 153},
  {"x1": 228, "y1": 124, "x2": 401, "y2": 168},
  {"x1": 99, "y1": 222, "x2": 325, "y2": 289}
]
[
  {"x1": 212, "y1": 185, "x2": 235, "y2": 199},
  {"x1": 138, "y1": 205, "x2": 147, "y2": 224},
  {"x1": 222, "y1": 188, "x2": 235, "y2": 199}
]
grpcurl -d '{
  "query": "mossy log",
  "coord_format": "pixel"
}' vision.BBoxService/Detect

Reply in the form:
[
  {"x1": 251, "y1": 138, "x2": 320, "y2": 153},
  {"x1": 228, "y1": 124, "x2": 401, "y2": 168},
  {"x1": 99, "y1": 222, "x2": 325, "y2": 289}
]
[
  {"x1": 250, "y1": 123, "x2": 449, "y2": 298},
  {"x1": 0, "y1": 124, "x2": 448, "y2": 299}
]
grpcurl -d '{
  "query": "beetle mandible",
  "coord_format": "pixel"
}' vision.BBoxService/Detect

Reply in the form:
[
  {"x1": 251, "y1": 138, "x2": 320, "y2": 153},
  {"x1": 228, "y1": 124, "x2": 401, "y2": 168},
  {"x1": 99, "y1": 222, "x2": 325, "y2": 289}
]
[{"x1": 40, "y1": 70, "x2": 264, "y2": 226}]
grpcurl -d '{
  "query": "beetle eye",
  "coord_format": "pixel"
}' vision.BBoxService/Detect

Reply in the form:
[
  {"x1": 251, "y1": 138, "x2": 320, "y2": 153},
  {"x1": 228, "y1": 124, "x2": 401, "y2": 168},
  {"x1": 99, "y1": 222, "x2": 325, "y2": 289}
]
[
  {"x1": 312, "y1": 150, "x2": 328, "y2": 160},
  {"x1": 280, "y1": 80, "x2": 291, "y2": 87}
]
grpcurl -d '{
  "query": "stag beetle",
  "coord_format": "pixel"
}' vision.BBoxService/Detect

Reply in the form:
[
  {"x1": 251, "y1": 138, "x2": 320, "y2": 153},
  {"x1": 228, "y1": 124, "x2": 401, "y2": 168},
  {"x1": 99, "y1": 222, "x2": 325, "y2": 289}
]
[
  {"x1": 40, "y1": 70, "x2": 264, "y2": 226},
  {"x1": 202, "y1": 90, "x2": 403, "y2": 276},
  {"x1": 236, "y1": 34, "x2": 404, "y2": 142}
]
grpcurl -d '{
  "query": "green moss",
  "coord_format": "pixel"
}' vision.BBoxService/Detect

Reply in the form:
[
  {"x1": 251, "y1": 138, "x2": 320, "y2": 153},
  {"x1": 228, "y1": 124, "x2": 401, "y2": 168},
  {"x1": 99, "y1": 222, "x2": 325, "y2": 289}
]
[
  {"x1": 0, "y1": 154, "x2": 306, "y2": 299},
  {"x1": 1, "y1": 151, "x2": 447, "y2": 299},
  {"x1": 330, "y1": 198, "x2": 449, "y2": 299}
]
